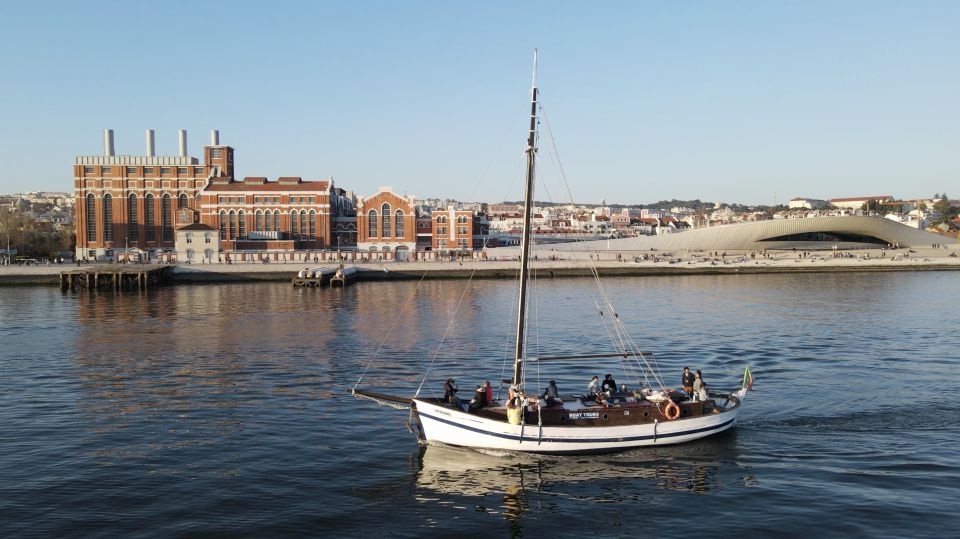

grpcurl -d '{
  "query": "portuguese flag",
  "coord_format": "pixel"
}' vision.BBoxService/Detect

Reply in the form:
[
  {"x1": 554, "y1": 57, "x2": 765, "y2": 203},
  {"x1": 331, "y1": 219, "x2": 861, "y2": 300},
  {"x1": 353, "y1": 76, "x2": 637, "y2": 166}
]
[{"x1": 742, "y1": 366, "x2": 754, "y2": 390}]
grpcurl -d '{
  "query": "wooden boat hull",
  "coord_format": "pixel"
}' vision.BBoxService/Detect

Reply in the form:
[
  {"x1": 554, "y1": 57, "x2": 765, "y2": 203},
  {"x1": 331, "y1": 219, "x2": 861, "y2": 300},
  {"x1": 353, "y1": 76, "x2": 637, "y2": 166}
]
[{"x1": 412, "y1": 395, "x2": 741, "y2": 455}]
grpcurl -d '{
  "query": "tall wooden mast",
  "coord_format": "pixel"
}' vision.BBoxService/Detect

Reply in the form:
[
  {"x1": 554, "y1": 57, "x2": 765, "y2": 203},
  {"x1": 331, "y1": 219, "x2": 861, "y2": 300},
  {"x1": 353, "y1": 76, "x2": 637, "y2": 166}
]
[{"x1": 512, "y1": 49, "x2": 539, "y2": 389}]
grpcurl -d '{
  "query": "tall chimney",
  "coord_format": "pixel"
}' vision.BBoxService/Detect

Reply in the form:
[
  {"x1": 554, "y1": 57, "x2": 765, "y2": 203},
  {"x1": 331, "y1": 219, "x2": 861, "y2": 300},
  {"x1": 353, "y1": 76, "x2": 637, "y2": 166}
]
[
  {"x1": 103, "y1": 129, "x2": 115, "y2": 157},
  {"x1": 210, "y1": 129, "x2": 220, "y2": 146},
  {"x1": 146, "y1": 129, "x2": 155, "y2": 157},
  {"x1": 178, "y1": 129, "x2": 187, "y2": 157}
]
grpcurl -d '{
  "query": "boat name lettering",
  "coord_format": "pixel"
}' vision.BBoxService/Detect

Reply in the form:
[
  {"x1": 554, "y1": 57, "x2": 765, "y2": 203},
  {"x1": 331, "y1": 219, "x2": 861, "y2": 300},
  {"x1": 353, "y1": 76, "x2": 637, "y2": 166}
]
[{"x1": 567, "y1": 412, "x2": 600, "y2": 420}]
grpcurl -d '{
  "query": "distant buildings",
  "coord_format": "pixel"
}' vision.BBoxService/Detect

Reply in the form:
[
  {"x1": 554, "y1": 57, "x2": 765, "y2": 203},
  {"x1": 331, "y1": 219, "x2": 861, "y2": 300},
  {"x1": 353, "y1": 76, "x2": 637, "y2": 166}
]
[{"x1": 72, "y1": 129, "x2": 493, "y2": 261}]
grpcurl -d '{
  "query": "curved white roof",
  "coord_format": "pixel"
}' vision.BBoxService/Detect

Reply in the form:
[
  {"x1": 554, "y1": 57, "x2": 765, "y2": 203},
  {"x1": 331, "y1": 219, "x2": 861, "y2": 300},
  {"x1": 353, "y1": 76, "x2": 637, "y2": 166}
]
[{"x1": 527, "y1": 216, "x2": 955, "y2": 252}]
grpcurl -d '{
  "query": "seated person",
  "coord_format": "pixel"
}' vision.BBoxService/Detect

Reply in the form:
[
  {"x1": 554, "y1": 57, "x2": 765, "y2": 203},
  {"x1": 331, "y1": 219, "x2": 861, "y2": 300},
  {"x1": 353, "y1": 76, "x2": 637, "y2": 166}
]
[
  {"x1": 586, "y1": 375, "x2": 601, "y2": 399},
  {"x1": 471, "y1": 384, "x2": 486, "y2": 409},
  {"x1": 601, "y1": 374, "x2": 617, "y2": 394},
  {"x1": 541, "y1": 380, "x2": 562, "y2": 406}
]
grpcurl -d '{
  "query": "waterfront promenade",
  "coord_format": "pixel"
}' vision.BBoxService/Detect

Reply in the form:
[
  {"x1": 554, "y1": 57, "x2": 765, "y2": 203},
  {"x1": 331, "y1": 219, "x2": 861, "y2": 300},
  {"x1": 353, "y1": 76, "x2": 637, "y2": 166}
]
[{"x1": 2, "y1": 246, "x2": 959, "y2": 285}]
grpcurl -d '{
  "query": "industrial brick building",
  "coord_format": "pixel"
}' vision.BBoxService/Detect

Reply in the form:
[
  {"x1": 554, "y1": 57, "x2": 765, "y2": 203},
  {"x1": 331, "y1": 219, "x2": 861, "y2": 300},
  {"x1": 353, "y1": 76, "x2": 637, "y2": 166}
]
[{"x1": 73, "y1": 129, "x2": 491, "y2": 261}]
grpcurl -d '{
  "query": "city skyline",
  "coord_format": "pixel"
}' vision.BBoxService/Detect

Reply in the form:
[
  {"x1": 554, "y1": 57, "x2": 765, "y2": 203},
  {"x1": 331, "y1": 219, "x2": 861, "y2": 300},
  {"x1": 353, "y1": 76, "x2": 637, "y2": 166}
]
[{"x1": 1, "y1": 1, "x2": 958, "y2": 205}]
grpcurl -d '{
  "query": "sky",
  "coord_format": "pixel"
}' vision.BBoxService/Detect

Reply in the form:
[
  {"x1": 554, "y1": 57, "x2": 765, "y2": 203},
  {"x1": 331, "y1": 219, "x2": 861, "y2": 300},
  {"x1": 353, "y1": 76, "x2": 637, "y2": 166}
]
[{"x1": 1, "y1": 0, "x2": 957, "y2": 205}]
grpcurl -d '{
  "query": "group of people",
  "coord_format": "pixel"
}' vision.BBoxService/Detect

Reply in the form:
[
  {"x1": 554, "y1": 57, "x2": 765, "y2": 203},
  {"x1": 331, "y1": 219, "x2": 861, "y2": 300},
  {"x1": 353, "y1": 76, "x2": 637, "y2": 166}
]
[
  {"x1": 682, "y1": 367, "x2": 709, "y2": 402},
  {"x1": 442, "y1": 367, "x2": 711, "y2": 413},
  {"x1": 443, "y1": 379, "x2": 495, "y2": 411}
]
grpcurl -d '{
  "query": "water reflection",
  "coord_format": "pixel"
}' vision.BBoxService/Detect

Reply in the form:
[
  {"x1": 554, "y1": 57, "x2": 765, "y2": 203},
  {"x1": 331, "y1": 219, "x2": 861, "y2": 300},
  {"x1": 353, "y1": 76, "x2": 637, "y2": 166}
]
[{"x1": 414, "y1": 442, "x2": 742, "y2": 524}]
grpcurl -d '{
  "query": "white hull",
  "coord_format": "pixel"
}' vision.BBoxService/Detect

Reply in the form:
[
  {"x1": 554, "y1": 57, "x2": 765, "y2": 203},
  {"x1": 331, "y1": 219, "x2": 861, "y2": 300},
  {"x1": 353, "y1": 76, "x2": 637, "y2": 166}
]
[{"x1": 413, "y1": 397, "x2": 741, "y2": 454}]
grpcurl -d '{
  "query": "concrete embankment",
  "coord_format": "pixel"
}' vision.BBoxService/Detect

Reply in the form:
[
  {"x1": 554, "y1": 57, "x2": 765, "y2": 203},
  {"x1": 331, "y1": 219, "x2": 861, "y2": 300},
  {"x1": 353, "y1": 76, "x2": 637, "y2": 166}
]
[{"x1": 3, "y1": 251, "x2": 960, "y2": 287}]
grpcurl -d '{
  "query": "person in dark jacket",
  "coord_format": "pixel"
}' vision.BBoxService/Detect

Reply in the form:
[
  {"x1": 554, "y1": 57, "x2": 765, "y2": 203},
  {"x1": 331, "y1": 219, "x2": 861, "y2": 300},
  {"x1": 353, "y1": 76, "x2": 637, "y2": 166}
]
[
  {"x1": 443, "y1": 378, "x2": 459, "y2": 405},
  {"x1": 601, "y1": 374, "x2": 617, "y2": 394},
  {"x1": 541, "y1": 380, "x2": 561, "y2": 406},
  {"x1": 682, "y1": 367, "x2": 695, "y2": 397}
]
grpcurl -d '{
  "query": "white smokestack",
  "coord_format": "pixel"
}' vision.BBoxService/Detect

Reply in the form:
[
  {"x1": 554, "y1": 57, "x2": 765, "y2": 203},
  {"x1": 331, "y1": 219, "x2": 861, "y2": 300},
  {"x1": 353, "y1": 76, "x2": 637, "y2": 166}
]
[
  {"x1": 146, "y1": 129, "x2": 155, "y2": 157},
  {"x1": 103, "y1": 129, "x2": 115, "y2": 156},
  {"x1": 178, "y1": 129, "x2": 187, "y2": 157},
  {"x1": 210, "y1": 129, "x2": 220, "y2": 146}
]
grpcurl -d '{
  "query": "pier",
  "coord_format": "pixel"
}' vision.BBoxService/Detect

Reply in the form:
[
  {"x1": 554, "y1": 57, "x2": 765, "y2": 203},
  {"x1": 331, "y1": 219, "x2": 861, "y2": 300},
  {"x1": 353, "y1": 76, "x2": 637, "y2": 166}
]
[
  {"x1": 59, "y1": 266, "x2": 173, "y2": 291},
  {"x1": 329, "y1": 266, "x2": 358, "y2": 287},
  {"x1": 292, "y1": 267, "x2": 338, "y2": 287}
]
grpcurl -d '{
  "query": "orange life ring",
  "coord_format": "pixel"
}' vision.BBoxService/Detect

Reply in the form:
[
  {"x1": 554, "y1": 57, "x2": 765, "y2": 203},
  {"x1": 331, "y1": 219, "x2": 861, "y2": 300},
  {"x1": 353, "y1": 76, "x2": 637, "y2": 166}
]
[{"x1": 663, "y1": 401, "x2": 681, "y2": 420}]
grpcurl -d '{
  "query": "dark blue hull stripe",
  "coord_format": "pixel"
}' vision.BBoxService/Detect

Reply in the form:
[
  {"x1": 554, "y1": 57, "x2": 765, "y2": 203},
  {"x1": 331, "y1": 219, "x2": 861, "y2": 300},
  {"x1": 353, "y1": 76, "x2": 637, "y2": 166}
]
[{"x1": 417, "y1": 409, "x2": 737, "y2": 444}]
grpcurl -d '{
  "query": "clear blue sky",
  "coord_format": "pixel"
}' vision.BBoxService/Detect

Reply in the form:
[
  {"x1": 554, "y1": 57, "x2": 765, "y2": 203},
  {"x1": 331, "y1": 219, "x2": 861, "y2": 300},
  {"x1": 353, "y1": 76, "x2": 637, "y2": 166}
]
[{"x1": 1, "y1": 0, "x2": 957, "y2": 205}]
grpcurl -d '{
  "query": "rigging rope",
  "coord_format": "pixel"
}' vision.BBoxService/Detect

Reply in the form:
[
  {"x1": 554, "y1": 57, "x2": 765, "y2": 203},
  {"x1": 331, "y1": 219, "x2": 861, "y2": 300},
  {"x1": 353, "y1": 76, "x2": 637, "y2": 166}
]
[
  {"x1": 353, "y1": 269, "x2": 432, "y2": 391},
  {"x1": 415, "y1": 267, "x2": 481, "y2": 397}
]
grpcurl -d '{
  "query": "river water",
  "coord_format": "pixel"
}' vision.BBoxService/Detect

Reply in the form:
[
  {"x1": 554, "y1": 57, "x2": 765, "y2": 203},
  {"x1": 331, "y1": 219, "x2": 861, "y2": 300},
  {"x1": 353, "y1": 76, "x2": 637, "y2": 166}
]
[{"x1": 1, "y1": 272, "x2": 958, "y2": 537}]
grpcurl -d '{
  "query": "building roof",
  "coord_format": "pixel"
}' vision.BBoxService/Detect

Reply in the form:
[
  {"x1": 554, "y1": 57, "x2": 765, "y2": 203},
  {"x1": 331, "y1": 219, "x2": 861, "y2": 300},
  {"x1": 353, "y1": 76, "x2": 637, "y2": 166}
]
[
  {"x1": 177, "y1": 223, "x2": 218, "y2": 231},
  {"x1": 204, "y1": 178, "x2": 330, "y2": 192},
  {"x1": 829, "y1": 195, "x2": 893, "y2": 202}
]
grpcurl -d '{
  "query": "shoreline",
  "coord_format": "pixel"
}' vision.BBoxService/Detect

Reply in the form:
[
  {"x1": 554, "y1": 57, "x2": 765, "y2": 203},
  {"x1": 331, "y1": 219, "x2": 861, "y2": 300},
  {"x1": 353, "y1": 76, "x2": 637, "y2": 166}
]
[{"x1": 2, "y1": 250, "x2": 960, "y2": 286}]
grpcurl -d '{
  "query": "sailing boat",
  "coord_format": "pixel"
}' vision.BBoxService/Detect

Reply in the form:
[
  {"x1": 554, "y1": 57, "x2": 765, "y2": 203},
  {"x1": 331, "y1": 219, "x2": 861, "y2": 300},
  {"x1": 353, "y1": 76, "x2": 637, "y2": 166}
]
[{"x1": 353, "y1": 50, "x2": 751, "y2": 455}]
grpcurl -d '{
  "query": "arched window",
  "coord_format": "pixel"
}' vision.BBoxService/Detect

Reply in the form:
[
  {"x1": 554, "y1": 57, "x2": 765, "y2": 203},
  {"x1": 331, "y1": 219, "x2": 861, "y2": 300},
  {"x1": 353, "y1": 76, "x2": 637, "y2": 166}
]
[
  {"x1": 255, "y1": 210, "x2": 263, "y2": 232},
  {"x1": 437, "y1": 215, "x2": 448, "y2": 224},
  {"x1": 229, "y1": 210, "x2": 236, "y2": 239},
  {"x1": 178, "y1": 193, "x2": 188, "y2": 209},
  {"x1": 238, "y1": 210, "x2": 246, "y2": 238},
  {"x1": 219, "y1": 210, "x2": 227, "y2": 239},
  {"x1": 291, "y1": 210, "x2": 299, "y2": 238},
  {"x1": 395, "y1": 210, "x2": 404, "y2": 237},
  {"x1": 273, "y1": 210, "x2": 280, "y2": 233},
  {"x1": 128, "y1": 194, "x2": 138, "y2": 242},
  {"x1": 381, "y1": 203, "x2": 391, "y2": 237},
  {"x1": 299, "y1": 210, "x2": 307, "y2": 239},
  {"x1": 457, "y1": 215, "x2": 468, "y2": 224},
  {"x1": 309, "y1": 210, "x2": 316, "y2": 240},
  {"x1": 161, "y1": 194, "x2": 172, "y2": 242},
  {"x1": 145, "y1": 194, "x2": 155, "y2": 241},
  {"x1": 368, "y1": 210, "x2": 378, "y2": 237},
  {"x1": 102, "y1": 194, "x2": 113, "y2": 242},
  {"x1": 86, "y1": 193, "x2": 96, "y2": 242}
]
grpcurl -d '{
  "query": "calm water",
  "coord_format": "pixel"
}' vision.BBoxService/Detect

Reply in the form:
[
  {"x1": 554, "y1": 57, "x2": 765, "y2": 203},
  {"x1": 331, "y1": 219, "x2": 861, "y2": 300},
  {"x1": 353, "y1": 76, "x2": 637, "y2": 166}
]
[{"x1": 1, "y1": 272, "x2": 959, "y2": 538}]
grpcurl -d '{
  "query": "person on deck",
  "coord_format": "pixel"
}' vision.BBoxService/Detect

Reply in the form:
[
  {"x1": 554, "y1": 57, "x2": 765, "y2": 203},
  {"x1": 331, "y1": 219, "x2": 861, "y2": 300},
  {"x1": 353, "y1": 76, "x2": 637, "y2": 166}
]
[
  {"x1": 541, "y1": 380, "x2": 561, "y2": 406},
  {"x1": 472, "y1": 385, "x2": 486, "y2": 409},
  {"x1": 443, "y1": 378, "x2": 460, "y2": 405},
  {"x1": 682, "y1": 367, "x2": 695, "y2": 397},
  {"x1": 693, "y1": 370, "x2": 708, "y2": 402},
  {"x1": 601, "y1": 374, "x2": 617, "y2": 394},
  {"x1": 483, "y1": 380, "x2": 493, "y2": 405},
  {"x1": 587, "y1": 376, "x2": 601, "y2": 399}
]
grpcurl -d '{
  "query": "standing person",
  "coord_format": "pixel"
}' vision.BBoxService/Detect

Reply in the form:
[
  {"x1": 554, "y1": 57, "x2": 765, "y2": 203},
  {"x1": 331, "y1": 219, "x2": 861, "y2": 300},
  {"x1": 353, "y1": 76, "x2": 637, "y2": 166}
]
[
  {"x1": 601, "y1": 374, "x2": 617, "y2": 394},
  {"x1": 587, "y1": 376, "x2": 601, "y2": 398},
  {"x1": 694, "y1": 370, "x2": 708, "y2": 401},
  {"x1": 682, "y1": 367, "x2": 695, "y2": 397},
  {"x1": 443, "y1": 378, "x2": 459, "y2": 405},
  {"x1": 483, "y1": 380, "x2": 493, "y2": 405}
]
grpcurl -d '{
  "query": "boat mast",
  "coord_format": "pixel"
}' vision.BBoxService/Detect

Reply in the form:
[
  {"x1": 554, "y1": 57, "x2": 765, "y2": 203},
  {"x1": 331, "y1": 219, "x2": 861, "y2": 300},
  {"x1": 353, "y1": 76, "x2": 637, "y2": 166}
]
[{"x1": 512, "y1": 49, "x2": 539, "y2": 389}]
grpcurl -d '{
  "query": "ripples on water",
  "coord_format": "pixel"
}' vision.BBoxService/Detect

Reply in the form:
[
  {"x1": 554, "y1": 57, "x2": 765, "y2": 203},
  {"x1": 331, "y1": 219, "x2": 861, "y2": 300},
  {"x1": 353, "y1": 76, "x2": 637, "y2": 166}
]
[{"x1": 1, "y1": 272, "x2": 959, "y2": 537}]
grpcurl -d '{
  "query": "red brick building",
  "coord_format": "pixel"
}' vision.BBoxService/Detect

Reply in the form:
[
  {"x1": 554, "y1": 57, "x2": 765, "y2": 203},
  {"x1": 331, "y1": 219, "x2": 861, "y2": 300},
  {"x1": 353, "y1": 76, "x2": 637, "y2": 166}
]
[
  {"x1": 73, "y1": 129, "x2": 233, "y2": 260},
  {"x1": 355, "y1": 188, "x2": 419, "y2": 256},
  {"x1": 431, "y1": 206, "x2": 492, "y2": 251},
  {"x1": 74, "y1": 130, "x2": 492, "y2": 261}
]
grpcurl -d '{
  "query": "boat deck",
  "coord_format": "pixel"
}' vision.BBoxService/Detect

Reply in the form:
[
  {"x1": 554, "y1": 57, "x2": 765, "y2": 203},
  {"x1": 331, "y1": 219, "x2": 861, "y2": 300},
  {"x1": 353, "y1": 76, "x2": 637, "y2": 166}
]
[{"x1": 420, "y1": 391, "x2": 728, "y2": 427}]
